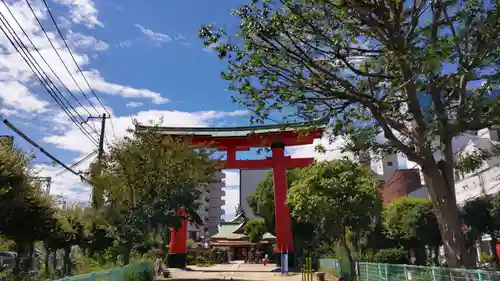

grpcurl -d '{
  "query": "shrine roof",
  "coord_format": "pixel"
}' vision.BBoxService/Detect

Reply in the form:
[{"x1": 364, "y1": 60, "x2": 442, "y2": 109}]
[{"x1": 135, "y1": 122, "x2": 326, "y2": 138}]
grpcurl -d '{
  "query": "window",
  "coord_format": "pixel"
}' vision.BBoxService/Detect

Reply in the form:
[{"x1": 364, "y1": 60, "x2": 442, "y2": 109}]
[
  {"x1": 188, "y1": 231, "x2": 198, "y2": 240},
  {"x1": 387, "y1": 161, "x2": 393, "y2": 167}
]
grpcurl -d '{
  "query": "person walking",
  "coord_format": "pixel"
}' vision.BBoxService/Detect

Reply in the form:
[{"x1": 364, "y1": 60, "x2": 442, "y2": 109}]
[
  {"x1": 263, "y1": 254, "x2": 269, "y2": 266},
  {"x1": 154, "y1": 254, "x2": 163, "y2": 276}
]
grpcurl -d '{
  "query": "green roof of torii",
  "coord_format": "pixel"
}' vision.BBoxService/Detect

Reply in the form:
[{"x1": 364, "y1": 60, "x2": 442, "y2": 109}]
[{"x1": 135, "y1": 122, "x2": 327, "y2": 138}]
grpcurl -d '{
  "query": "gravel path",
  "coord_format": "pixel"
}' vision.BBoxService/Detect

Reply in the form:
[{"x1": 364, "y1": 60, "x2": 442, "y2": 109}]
[{"x1": 159, "y1": 263, "x2": 302, "y2": 281}]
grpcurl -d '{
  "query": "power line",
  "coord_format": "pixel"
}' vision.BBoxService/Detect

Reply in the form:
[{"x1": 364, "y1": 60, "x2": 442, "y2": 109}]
[
  {"x1": 39, "y1": 0, "x2": 117, "y2": 139},
  {"x1": 1, "y1": 0, "x2": 100, "y2": 135},
  {"x1": 0, "y1": 11, "x2": 99, "y2": 146},
  {"x1": 1, "y1": 117, "x2": 92, "y2": 184},
  {"x1": 56, "y1": 150, "x2": 97, "y2": 176},
  {"x1": 24, "y1": 0, "x2": 101, "y2": 117}
]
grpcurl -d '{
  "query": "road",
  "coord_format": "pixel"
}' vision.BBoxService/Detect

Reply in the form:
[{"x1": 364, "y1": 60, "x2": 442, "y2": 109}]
[{"x1": 162, "y1": 263, "x2": 303, "y2": 281}]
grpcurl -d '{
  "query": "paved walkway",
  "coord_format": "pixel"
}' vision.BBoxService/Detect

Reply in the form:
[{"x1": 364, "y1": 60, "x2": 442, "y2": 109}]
[{"x1": 161, "y1": 263, "x2": 302, "y2": 281}]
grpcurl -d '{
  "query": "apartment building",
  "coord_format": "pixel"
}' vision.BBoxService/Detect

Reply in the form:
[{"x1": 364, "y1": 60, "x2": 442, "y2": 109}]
[
  {"x1": 454, "y1": 128, "x2": 500, "y2": 205},
  {"x1": 187, "y1": 171, "x2": 225, "y2": 241}
]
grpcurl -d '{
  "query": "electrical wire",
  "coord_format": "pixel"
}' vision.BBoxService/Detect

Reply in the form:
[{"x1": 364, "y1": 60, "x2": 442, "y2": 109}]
[
  {"x1": 0, "y1": 11, "x2": 99, "y2": 146},
  {"x1": 0, "y1": 116, "x2": 93, "y2": 184},
  {"x1": 24, "y1": 0, "x2": 101, "y2": 116},
  {"x1": 56, "y1": 150, "x2": 97, "y2": 176},
  {"x1": 39, "y1": 0, "x2": 118, "y2": 139},
  {"x1": 1, "y1": 0, "x2": 100, "y2": 134}
]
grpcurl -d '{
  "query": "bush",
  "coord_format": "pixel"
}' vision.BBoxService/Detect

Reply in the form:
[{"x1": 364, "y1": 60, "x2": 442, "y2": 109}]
[
  {"x1": 195, "y1": 255, "x2": 206, "y2": 264},
  {"x1": 373, "y1": 248, "x2": 408, "y2": 264},
  {"x1": 186, "y1": 254, "x2": 195, "y2": 265}
]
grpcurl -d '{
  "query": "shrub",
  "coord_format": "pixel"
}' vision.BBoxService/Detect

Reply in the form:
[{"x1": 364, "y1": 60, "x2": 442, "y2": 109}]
[
  {"x1": 373, "y1": 248, "x2": 408, "y2": 264},
  {"x1": 195, "y1": 255, "x2": 206, "y2": 265}
]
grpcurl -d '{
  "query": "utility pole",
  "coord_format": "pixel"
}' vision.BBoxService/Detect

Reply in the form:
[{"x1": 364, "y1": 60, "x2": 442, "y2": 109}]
[
  {"x1": 83, "y1": 113, "x2": 109, "y2": 208},
  {"x1": 84, "y1": 113, "x2": 108, "y2": 160}
]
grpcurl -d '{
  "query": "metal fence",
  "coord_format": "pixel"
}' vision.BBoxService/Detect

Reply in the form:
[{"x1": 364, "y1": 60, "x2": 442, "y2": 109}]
[
  {"x1": 319, "y1": 259, "x2": 500, "y2": 281},
  {"x1": 52, "y1": 261, "x2": 152, "y2": 281}
]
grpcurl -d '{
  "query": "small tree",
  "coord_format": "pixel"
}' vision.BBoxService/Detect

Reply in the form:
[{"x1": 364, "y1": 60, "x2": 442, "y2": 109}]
[
  {"x1": 200, "y1": 0, "x2": 499, "y2": 268},
  {"x1": 244, "y1": 220, "x2": 267, "y2": 243},
  {"x1": 92, "y1": 123, "x2": 218, "y2": 264},
  {"x1": 247, "y1": 169, "x2": 320, "y2": 258},
  {"x1": 287, "y1": 159, "x2": 379, "y2": 276},
  {"x1": 462, "y1": 196, "x2": 500, "y2": 268},
  {"x1": 383, "y1": 197, "x2": 441, "y2": 265}
]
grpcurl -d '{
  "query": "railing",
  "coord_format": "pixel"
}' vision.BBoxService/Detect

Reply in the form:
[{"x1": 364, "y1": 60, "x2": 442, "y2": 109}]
[
  {"x1": 53, "y1": 261, "x2": 152, "y2": 281},
  {"x1": 302, "y1": 257, "x2": 314, "y2": 281},
  {"x1": 319, "y1": 259, "x2": 500, "y2": 281},
  {"x1": 358, "y1": 262, "x2": 500, "y2": 281}
]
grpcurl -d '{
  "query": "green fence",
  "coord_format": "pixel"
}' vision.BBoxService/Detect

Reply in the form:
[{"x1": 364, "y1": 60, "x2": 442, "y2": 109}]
[
  {"x1": 319, "y1": 259, "x2": 500, "y2": 281},
  {"x1": 53, "y1": 261, "x2": 152, "y2": 281},
  {"x1": 319, "y1": 259, "x2": 342, "y2": 276}
]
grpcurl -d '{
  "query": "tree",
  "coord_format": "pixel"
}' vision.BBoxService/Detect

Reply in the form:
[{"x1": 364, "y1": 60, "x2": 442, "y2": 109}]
[
  {"x1": 287, "y1": 159, "x2": 379, "y2": 276},
  {"x1": 246, "y1": 168, "x2": 319, "y2": 258},
  {"x1": 462, "y1": 196, "x2": 500, "y2": 268},
  {"x1": 248, "y1": 169, "x2": 301, "y2": 232},
  {"x1": 244, "y1": 220, "x2": 267, "y2": 243},
  {"x1": 92, "y1": 123, "x2": 218, "y2": 264},
  {"x1": 383, "y1": 197, "x2": 441, "y2": 265},
  {"x1": 46, "y1": 207, "x2": 86, "y2": 276},
  {"x1": 200, "y1": 0, "x2": 499, "y2": 268},
  {"x1": 0, "y1": 144, "x2": 57, "y2": 273}
]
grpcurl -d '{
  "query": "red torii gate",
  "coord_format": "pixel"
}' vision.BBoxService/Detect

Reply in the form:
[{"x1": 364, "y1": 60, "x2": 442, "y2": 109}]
[{"x1": 137, "y1": 123, "x2": 324, "y2": 268}]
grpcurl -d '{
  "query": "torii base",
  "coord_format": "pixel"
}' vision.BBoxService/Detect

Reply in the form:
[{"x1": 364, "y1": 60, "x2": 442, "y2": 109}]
[
  {"x1": 275, "y1": 252, "x2": 295, "y2": 269},
  {"x1": 167, "y1": 253, "x2": 187, "y2": 269}
]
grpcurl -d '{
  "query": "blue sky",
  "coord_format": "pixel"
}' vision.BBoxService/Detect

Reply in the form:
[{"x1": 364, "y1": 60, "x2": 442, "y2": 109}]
[
  {"x1": 2, "y1": 0, "x2": 485, "y2": 221},
  {"x1": 0, "y1": 0, "x2": 254, "y2": 217},
  {"x1": 0, "y1": 0, "x2": 316, "y2": 221}
]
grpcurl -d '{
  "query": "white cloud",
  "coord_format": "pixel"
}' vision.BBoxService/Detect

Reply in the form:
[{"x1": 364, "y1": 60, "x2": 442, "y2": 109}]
[
  {"x1": 67, "y1": 31, "x2": 108, "y2": 51},
  {"x1": 174, "y1": 34, "x2": 186, "y2": 41},
  {"x1": 203, "y1": 36, "x2": 228, "y2": 52},
  {"x1": 39, "y1": 109, "x2": 247, "y2": 202},
  {"x1": 0, "y1": 108, "x2": 18, "y2": 116},
  {"x1": 134, "y1": 24, "x2": 171, "y2": 43},
  {"x1": 125, "y1": 101, "x2": 143, "y2": 108},
  {"x1": 117, "y1": 40, "x2": 133, "y2": 48},
  {"x1": 222, "y1": 170, "x2": 239, "y2": 187},
  {"x1": 222, "y1": 187, "x2": 239, "y2": 221},
  {"x1": 53, "y1": 0, "x2": 103, "y2": 28},
  {"x1": 288, "y1": 135, "x2": 353, "y2": 161},
  {"x1": 43, "y1": 109, "x2": 249, "y2": 155},
  {"x1": 0, "y1": 0, "x2": 166, "y2": 111},
  {"x1": 0, "y1": 81, "x2": 48, "y2": 113}
]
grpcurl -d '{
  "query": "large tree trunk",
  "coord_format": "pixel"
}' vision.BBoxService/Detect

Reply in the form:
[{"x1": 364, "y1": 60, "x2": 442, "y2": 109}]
[
  {"x1": 63, "y1": 246, "x2": 71, "y2": 276},
  {"x1": 122, "y1": 242, "x2": 132, "y2": 265},
  {"x1": 23, "y1": 243, "x2": 34, "y2": 273},
  {"x1": 14, "y1": 243, "x2": 22, "y2": 275},
  {"x1": 44, "y1": 241, "x2": 49, "y2": 274},
  {"x1": 52, "y1": 250, "x2": 57, "y2": 271},
  {"x1": 422, "y1": 161, "x2": 476, "y2": 268},
  {"x1": 340, "y1": 227, "x2": 355, "y2": 278}
]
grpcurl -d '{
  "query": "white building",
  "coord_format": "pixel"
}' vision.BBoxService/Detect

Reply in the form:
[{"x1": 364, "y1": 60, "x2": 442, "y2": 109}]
[
  {"x1": 454, "y1": 128, "x2": 500, "y2": 205},
  {"x1": 187, "y1": 171, "x2": 225, "y2": 241},
  {"x1": 240, "y1": 169, "x2": 269, "y2": 220}
]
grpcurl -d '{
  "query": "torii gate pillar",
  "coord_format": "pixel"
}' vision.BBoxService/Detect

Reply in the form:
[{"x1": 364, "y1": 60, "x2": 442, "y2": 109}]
[
  {"x1": 167, "y1": 209, "x2": 188, "y2": 268},
  {"x1": 271, "y1": 143, "x2": 294, "y2": 260}
]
